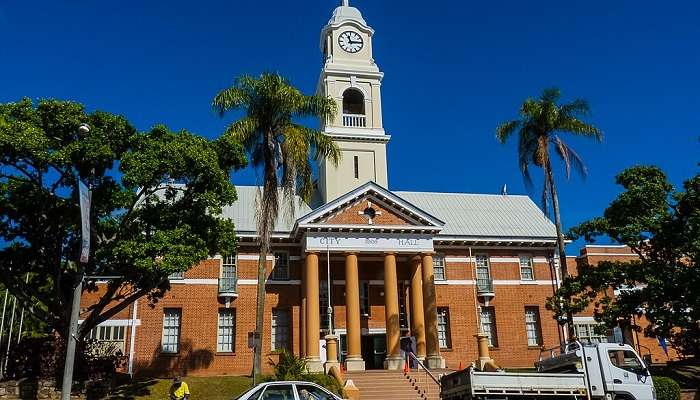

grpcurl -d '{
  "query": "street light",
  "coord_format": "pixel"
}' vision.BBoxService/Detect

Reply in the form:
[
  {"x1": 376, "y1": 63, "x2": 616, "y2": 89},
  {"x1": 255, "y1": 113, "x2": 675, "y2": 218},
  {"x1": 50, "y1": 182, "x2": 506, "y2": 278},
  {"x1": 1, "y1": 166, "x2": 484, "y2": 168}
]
[{"x1": 60, "y1": 123, "x2": 91, "y2": 400}]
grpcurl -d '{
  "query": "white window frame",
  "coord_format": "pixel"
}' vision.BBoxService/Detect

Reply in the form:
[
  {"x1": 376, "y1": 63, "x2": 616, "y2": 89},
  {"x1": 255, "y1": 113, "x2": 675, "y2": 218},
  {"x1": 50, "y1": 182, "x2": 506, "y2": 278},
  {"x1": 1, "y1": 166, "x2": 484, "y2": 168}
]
[
  {"x1": 524, "y1": 307, "x2": 542, "y2": 347},
  {"x1": 220, "y1": 254, "x2": 237, "y2": 291},
  {"x1": 88, "y1": 325, "x2": 127, "y2": 353},
  {"x1": 217, "y1": 308, "x2": 236, "y2": 352},
  {"x1": 162, "y1": 308, "x2": 181, "y2": 353},
  {"x1": 574, "y1": 322, "x2": 609, "y2": 344},
  {"x1": 480, "y1": 307, "x2": 497, "y2": 347},
  {"x1": 271, "y1": 309, "x2": 291, "y2": 351},
  {"x1": 271, "y1": 251, "x2": 290, "y2": 280},
  {"x1": 437, "y1": 307, "x2": 451, "y2": 349},
  {"x1": 433, "y1": 254, "x2": 446, "y2": 281},
  {"x1": 519, "y1": 255, "x2": 535, "y2": 281}
]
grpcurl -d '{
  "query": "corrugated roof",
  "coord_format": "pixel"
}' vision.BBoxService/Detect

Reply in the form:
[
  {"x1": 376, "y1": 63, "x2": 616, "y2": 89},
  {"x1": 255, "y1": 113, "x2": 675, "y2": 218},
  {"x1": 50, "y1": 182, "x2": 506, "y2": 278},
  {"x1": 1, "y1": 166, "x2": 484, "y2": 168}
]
[
  {"x1": 393, "y1": 191, "x2": 557, "y2": 239},
  {"x1": 222, "y1": 186, "x2": 312, "y2": 233},
  {"x1": 224, "y1": 186, "x2": 556, "y2": 239}
]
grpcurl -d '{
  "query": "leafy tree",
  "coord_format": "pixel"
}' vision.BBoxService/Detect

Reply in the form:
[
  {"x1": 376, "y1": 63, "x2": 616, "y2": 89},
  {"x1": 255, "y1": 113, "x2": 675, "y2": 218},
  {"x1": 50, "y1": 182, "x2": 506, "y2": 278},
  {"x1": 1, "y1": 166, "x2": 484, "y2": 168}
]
[
  {"x1": 0, "y1": 98, "x2": 246, "y2": 339},
  {"x1": 548, "y1": 166, "x2": 700, "y2": 357},
  {"x1": 496, "y1": 88, "x2": 602, "y2": 334},
  {"x1": 213, "y1": 73, "x2": 340, "y2": 376}
]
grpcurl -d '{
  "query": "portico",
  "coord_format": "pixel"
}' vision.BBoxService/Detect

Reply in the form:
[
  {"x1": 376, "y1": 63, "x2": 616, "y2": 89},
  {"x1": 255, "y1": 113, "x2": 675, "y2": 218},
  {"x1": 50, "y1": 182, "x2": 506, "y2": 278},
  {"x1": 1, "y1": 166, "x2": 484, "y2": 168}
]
[{"x1": 294, "y1": 182, "x2": 446, "y2": 371}]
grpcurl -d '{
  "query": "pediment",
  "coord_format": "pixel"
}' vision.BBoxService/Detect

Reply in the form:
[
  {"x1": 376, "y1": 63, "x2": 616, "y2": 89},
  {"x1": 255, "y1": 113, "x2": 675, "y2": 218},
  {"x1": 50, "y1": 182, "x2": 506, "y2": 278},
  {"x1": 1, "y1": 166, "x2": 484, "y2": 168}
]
[{"x1": 295, "y1": 182, "x2": 444, "y2": 232}]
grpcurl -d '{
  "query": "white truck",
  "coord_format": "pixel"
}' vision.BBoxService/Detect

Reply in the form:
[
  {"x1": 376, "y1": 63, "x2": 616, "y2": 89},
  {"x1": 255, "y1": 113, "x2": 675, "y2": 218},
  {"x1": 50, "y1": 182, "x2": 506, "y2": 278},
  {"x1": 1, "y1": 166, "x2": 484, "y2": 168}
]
[{"x1": 440, "y1": 342, "x2": 655, "y2": 400}]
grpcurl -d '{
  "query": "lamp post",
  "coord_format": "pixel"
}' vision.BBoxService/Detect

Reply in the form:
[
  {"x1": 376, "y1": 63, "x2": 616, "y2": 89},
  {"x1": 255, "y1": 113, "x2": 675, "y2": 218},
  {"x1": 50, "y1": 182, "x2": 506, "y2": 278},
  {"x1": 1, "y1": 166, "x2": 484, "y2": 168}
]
[{"x1": 60, "y1": 123, "x2": 91, "y2": 400}]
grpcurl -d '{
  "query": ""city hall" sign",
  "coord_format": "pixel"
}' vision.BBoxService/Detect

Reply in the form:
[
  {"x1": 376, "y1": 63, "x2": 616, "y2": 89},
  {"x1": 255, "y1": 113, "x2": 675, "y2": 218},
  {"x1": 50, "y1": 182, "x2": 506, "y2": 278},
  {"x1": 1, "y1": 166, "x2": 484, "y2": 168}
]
[{"x1": 304, "y1": 232, "x2": 434, "y2": 253}]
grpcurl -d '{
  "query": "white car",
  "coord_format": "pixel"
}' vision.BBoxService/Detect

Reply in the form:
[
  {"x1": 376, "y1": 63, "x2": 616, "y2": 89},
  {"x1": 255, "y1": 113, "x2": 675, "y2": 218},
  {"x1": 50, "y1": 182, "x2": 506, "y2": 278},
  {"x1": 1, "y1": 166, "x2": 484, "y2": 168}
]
[{"x1": 234, "y1": 381, "x2": 343, "y2": 400}]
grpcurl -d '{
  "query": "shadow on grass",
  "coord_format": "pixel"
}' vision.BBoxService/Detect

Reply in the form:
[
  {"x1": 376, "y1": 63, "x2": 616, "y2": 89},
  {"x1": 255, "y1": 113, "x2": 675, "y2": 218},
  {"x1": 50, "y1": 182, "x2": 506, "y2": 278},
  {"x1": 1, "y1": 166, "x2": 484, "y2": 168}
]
[
  {"x1": 103, "y1": 379, "x2": 159, "y2": 400},
  {"x1": 650, "y1": 358, "x2": 700, "y2": 389}
]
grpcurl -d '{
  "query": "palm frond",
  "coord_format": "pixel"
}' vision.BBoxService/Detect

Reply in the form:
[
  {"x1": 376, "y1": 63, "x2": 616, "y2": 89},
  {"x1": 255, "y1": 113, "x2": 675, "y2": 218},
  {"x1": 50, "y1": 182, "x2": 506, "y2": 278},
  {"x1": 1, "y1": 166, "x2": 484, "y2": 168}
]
[
  {"x1": 552, "y1": 135, "x2": 572, "y2": 179},
  {"x1": 291, "y1": 124, "x2": 341, "y2": 167},
  {"x1": 213, "y1": 85, "x2": 251, "y2": 116},
  {"x1": 495, "y1": 120, "x2": 520, "y2": 144},
  {"x1": 518, "y1": 130, "x2": 539, "y2": 189},
  {"x1": 540, "y1": 87, "x2": 561, "y2": 103},
  {"x1": 559, "y1": 99, "x2": 591, "y2": 118},
  {"x1": 552, "y1": 137, "x2": 588, "y2": 179},
  {"x1": 557, "y1": 117, "x2": 603, "y2": 141},
  {"x1": 296, "y1": 95, "x2": 338, "y2": 122}
]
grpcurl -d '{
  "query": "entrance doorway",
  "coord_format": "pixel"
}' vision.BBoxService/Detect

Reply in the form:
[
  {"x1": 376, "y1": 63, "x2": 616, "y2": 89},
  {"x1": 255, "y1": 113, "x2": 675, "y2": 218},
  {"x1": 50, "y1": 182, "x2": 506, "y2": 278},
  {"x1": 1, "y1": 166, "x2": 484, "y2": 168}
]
[
  {"x1": 339, "y1": 333, "x2": 387, "y2": 369},
  {"x1": 361, "y1": 335, "x2": 387, "y2": 369}
]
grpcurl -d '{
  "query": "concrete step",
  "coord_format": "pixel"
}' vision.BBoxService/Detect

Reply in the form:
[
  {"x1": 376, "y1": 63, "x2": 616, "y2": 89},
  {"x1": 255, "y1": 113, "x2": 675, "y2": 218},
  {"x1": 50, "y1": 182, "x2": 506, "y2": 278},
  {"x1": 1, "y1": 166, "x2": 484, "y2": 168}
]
[{"x1": 344, "y1": 370, "x2": 440, "y2": 400}]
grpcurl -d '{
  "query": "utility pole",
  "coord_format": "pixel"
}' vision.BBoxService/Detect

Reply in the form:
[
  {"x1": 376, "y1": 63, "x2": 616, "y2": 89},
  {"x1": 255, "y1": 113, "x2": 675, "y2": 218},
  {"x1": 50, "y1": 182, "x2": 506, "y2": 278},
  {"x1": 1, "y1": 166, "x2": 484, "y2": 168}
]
[{"x1": 60, "y1": 123, "x2": 91, "y2": 400}]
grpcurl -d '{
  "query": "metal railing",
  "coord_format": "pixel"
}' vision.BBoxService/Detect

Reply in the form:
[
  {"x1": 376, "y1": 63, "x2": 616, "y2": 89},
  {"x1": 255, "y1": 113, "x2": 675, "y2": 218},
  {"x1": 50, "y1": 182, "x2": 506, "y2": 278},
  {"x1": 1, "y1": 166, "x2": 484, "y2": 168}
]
[
  {"x1": 476, "y1": 278, "x2": 494, "y2": 293},
  {"x1": 406, "y1": 352, "x2": 441, "y2": 400},
  {"x1": 342, "y1": 114, "x2": 366, "y2": 127},
  {"x1": 218, "y1": 276, "x2": 237, "y2": 295}
]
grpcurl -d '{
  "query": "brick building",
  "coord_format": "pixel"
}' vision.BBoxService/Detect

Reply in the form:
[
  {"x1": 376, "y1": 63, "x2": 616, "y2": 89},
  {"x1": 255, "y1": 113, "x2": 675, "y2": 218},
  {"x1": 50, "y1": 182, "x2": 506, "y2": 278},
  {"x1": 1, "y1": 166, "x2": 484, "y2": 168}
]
[
  {"x1": 568, "y1": 245, "x2": 679, "y2": 365},
  {"x1": 78, "y1": 2, "x2": 643, "y2": 377}
]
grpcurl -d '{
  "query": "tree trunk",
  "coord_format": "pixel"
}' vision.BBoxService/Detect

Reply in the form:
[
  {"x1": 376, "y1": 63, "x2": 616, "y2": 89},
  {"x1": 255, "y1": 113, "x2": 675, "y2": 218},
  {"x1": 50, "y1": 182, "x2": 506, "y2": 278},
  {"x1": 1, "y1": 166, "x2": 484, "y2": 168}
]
[
  {"x1": 253, "y1": 245, "x2": 267, "y2": 378},
  {"x1": 545, "y1": 162, "x2": 575, "y2": 340}
]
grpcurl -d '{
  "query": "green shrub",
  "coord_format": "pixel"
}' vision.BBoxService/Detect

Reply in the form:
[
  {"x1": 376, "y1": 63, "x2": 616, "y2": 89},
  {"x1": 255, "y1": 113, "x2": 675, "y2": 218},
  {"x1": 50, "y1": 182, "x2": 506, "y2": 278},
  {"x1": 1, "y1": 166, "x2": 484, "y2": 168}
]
[
  {"x1": 654, "y1": 376, "x2": 681, "y2": 400},
  {"x1": 267, "y1": 350, "x2": 343, "y2": 395}
]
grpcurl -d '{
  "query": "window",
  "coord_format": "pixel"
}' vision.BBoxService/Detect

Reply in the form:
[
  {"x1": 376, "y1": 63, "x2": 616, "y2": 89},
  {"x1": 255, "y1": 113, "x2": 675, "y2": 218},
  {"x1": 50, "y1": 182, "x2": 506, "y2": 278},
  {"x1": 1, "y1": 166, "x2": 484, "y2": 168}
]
[
  {"x1": 320, "y1": 280, "x2": 331, "y2": 331},
  {"x1": 260, "y1": 385, "x2": 295, "y2": 400},
  {"x1": 162, "y1": 308, "x2": 181, "y2": 353},
  {"x1": 272, "y1": 309, "x2": 291, "y2": 351},
  {"x1": 524, "y1": 307, "x2": 542, "y2": 346},
  {"x1": 359, "y1": 281, "x2": 370, "y2": 316},
  {"x1": 296, "y1": 384, "x2": 335, "y2": 400},
  {"x1": 168, "y1": 271, "x2": 184, "y2": 280},
  {"x1": 437, "y1": 308, "x2": 452, "y2": 349},
  {"x1": 398, "y1": 282, "x2": 409, "y2": 331},
  {"x1": 475, "y1": 255, "x2": 492, "y2": 291},
  {"x1": 519, "y1": 256, "x2": 535, "y2": 281},
  {"x1": 272, "y1": 252, "x2": 289, "y2": 280},
  {"x1": 433, "y1": 255, "x2": 446, "y2": 281},
  {"x1": 342, "y1": 88, "x2": 364, "y2": 115},
  {"x1": 217, "y1": 309, "x2": 236, "y2": 352},
  {"x1": 87, "y1": 325, "x2": 126, "y2": 353},
  {"x1": 220, "y1": 254, "x2": 237, "y2": 292},
  {"x1": 479, "y1": 307, "x2": 498, "y2": 347},
  {"x1": 608, "y1": 350, "x2": 644, "y2": 373},
  {"x1": 575, "y1": 322, "x2": 609, "y2": 344},
  {"x1": 353, "y1": 156, "x2": 359, "y2": 179}
]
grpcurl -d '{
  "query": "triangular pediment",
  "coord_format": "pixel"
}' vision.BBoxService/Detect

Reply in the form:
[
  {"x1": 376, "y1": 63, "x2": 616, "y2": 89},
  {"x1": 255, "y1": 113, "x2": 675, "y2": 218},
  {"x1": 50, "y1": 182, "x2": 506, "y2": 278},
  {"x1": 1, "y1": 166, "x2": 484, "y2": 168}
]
[{"x1": 294, "y1": 182, "x2": 444, "y2": 232}]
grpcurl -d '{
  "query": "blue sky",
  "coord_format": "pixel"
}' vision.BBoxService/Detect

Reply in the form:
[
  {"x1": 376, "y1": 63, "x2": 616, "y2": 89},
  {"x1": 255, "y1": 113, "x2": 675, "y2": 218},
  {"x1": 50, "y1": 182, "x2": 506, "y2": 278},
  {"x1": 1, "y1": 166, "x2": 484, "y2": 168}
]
[{"x1": 2, "y1": 0, "x2": 699, "y2": 251}]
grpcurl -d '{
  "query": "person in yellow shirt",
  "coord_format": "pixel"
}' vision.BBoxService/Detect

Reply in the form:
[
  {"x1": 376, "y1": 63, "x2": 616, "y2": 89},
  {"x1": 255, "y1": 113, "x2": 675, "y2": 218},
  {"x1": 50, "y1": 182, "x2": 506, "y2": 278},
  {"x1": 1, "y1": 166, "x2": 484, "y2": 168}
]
[{"x1": 169, "y1": 377, "x2": 190, "y2": 400}]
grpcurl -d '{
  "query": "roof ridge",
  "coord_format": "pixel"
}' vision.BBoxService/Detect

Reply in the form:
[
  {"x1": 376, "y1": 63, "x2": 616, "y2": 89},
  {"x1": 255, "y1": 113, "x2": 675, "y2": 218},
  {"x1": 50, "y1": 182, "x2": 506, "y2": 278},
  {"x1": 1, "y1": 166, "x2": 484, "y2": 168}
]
[{"x1": 394, "y1": 190, "x2": 531, "y2": 198}]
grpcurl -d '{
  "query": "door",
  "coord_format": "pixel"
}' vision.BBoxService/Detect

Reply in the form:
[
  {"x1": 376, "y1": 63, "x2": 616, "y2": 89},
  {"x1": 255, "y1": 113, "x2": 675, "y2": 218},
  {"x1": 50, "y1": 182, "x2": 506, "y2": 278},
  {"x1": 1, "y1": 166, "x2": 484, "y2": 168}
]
[
  {"x1": 605, "y1": 348, "x2": 653, "y2": 399},
  {"x1": 360, "y1": 335, "x2": 387, "y2": 369}
]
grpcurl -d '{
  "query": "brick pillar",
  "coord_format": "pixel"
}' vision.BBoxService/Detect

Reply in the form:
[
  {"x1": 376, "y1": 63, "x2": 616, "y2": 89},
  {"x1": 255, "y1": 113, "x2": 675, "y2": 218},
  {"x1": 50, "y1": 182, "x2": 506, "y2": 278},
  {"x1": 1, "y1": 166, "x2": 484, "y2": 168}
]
[
  {"x1": 410, "y1": 256, "x2": 427, "y2": 359},
  {"x1": 383, "y1": 253, "x2": 403, "y2": 369},
  {"x1": 421, "y1": 253, "x2": 445, "y2": 368},
  {"x1": 344, "y1": 253, "x2": 365, "y2": 371},
  {"x1": 305, "y1": 252, "x2": 323, "y2": 372}
]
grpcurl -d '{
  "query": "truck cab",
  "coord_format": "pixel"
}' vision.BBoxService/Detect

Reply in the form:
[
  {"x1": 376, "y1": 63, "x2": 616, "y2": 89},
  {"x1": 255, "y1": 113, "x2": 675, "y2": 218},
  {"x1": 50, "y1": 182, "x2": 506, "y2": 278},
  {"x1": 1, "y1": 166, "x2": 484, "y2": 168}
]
[
  {"x1": 441, "y1": 342, "x2": 655, "y2": 400},
  {"x1": 536, "y1": 342, "x2": 655, "y2": 400}
]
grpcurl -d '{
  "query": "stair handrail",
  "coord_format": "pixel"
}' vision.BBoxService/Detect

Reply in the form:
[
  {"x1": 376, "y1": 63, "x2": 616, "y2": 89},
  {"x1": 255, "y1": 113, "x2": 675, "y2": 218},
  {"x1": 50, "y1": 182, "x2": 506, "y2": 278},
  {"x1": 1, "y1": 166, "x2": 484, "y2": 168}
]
[{"x1": 407, "y1": 351, "x2": 441, "y2": 387}]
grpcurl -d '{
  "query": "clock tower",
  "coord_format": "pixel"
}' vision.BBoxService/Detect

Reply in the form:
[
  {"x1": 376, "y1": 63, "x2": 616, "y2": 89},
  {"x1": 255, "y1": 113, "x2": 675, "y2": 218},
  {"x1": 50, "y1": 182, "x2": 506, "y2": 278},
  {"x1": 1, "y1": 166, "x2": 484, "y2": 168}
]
[{"x1": 317, "y1": 0, "x2": 389, "y2": 203}]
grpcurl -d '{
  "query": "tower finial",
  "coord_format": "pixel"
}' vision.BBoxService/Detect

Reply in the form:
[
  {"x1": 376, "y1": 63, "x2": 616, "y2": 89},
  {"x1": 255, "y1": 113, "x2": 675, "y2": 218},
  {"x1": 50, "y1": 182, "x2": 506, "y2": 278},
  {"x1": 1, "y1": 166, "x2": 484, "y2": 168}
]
[{"x1": 342, "y1": 0, "x2": 349, "y2": 6}]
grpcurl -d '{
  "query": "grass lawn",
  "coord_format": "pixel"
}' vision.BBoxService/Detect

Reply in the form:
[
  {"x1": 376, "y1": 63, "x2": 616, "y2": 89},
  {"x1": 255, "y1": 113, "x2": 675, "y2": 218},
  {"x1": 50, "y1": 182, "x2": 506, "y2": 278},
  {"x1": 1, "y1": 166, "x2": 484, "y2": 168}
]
[{"x1": 107, "y1": 376, "x2": 253, "y2": 400}]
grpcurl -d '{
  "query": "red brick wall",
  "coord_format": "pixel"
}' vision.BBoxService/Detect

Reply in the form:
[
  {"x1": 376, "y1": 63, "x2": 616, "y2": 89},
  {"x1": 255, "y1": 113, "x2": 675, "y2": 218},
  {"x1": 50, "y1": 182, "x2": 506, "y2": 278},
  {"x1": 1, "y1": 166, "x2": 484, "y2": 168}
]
[{"x1": 81, "y1": 245, "x2": 571, "y2": 376}]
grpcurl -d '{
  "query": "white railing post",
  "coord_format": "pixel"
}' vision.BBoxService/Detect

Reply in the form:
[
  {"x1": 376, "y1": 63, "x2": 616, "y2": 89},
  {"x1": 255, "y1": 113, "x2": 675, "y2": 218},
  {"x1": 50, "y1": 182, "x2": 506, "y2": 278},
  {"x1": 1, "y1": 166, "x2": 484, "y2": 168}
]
[{"x1": 342, "y1": 114, "x2": 366, "y2": 127}]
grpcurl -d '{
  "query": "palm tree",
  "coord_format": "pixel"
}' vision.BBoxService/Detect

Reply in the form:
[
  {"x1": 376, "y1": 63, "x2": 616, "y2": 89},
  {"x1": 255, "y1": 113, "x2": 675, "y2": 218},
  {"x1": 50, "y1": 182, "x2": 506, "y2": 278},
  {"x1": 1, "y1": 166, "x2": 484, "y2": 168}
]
[
  {"x1": 213, "y1": 73, "x2": 340, "y2": 377},
  {"x1": 496, "y1": 87, "x2": 602, "y2": 337}
]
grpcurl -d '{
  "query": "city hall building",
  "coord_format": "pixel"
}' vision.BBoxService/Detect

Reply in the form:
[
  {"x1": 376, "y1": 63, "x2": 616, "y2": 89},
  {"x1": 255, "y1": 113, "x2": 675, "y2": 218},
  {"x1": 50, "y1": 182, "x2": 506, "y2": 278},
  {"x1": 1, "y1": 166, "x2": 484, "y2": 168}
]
[{"x1": 81, "y1": 2, "x2": 588, "y2": 376}]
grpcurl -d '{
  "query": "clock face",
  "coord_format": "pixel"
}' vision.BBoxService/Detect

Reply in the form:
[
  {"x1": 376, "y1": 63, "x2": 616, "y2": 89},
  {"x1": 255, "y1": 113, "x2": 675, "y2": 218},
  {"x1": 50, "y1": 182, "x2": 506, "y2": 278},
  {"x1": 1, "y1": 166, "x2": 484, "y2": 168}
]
[{"x1": 338, "y1": 31, "x2": 363, "y2": 53}]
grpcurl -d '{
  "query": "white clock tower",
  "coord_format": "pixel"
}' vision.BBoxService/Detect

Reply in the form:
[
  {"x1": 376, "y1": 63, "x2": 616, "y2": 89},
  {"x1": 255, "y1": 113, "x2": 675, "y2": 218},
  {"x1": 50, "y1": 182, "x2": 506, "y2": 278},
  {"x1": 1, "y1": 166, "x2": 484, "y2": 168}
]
[{"x1": 317, "y1": 0, "x2": 389, "y2": 203}]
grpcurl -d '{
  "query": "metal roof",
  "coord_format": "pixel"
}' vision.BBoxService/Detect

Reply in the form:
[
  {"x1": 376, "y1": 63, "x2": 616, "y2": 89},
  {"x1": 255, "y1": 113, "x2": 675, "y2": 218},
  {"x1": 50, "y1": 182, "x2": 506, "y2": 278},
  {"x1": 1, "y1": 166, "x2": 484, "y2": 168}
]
[
  {"x1": 393, "y1": 191, "x2": 557, "y2": 240},
  {"x1": 225, "y1": 186, "x2": 556, "y2": 240},
  {"x1": 222, "y1": 186, "x2": 312, "y2": 234}
]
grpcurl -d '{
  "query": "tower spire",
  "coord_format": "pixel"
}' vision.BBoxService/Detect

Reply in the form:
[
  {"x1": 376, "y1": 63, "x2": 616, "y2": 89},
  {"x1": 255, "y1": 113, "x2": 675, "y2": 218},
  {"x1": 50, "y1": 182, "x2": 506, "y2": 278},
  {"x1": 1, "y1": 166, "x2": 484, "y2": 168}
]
[{"x1": 341, "y1": 0, "x2": 349, "y2": 6}]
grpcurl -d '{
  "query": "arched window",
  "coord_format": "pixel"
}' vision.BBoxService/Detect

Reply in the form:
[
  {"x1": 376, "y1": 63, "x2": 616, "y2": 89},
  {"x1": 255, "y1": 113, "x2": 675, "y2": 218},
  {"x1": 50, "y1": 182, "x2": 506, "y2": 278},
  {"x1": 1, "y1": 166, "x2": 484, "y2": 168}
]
[{"x1": 342, "y1": 88, "x2": 365, "y2": 115}]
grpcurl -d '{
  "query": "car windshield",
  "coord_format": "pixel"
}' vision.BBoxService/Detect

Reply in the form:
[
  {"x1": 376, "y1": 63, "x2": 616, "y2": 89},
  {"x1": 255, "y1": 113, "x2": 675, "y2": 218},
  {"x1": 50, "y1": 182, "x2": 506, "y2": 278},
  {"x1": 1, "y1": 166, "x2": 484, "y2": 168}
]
[{"x1": 234, "y1": 386, "x2": 263, "y2": 400}]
